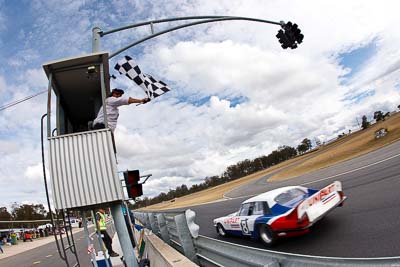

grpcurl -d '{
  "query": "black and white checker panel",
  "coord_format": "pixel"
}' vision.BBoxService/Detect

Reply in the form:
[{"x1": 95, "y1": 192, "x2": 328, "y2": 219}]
[{"x1": 114, "y1": 55, "x2": 171, "y2": 99}]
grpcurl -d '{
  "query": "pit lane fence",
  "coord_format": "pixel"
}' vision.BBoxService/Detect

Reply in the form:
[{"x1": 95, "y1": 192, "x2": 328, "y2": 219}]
[{"x1": 133, "y1": 209, "x2": 400, "y2": 267}]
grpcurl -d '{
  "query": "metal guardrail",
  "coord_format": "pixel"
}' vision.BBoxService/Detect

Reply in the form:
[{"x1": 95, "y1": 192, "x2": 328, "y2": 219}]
[{"x1": 134, "y1": 210, "x2": 400, "y2": 267}]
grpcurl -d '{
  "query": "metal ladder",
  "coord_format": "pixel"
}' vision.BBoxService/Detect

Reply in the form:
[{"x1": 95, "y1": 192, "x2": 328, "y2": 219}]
[{"x1": 52, "y1": 209, "x2": 81, "y2": 267}]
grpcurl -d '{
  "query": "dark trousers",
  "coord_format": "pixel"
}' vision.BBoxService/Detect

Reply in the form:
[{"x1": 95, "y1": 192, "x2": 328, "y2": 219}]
[
  {"x1": 101, "y1": 230, "x2": 113, "y2": 254},
  {"x1": 93, "y1": 123, "x2": 106, "y2": 130}
]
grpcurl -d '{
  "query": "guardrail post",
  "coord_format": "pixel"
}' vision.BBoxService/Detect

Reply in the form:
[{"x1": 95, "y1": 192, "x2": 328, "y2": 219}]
[
  {"x1": 142, "y1": 213, "x2": 147, "y2": 226},
  {"x1": 145, "y1": 213, "x2": 152, "y2": 229},
  {"x1": 185, "y1": 210, "x2": 199, "y2": 238},
  {"x1": 148, "y1": 213, "x2": 160, "y2": 234},
  {"x1": 156, "y1": 213, "x2": 171, "y2": 244},
  {"x1": 174, "y1": 213, "x2": 199, "y2": 264}
]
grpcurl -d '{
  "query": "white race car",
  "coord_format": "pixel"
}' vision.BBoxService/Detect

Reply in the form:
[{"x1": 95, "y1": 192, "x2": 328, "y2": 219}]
[{"x1": 213, "y1": 181, "x2": 347, "y2": 246}]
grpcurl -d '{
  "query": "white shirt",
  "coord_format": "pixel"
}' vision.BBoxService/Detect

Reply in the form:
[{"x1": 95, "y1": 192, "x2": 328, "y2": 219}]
[{"x1": 93, "y1": 96, "x2": 129, "y2": 132}]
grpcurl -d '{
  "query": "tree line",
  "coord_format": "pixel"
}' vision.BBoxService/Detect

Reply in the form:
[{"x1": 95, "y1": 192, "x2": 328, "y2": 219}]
[{"x1": 0, "y1": 203, "x2": 51, "y2": 229}]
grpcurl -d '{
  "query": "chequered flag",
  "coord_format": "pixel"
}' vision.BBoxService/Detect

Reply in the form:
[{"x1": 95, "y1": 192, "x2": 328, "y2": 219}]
[{"x1": 114, "y1": 55, "x2": 171, "y2": 99}]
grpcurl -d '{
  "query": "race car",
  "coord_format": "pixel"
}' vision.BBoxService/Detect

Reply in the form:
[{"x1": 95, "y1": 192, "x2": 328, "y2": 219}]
[{"x1": 213, "y1": 181, "x2": 347, "y2": 246}]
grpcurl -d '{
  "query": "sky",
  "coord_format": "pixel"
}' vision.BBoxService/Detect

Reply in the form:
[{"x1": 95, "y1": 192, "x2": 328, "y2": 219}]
[{"x1": 0, "y1": 0, "x2": 399, "y2": 211}]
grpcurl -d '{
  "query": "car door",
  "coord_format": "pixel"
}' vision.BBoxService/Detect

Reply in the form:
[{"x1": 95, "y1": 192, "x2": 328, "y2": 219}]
[{"x1": 238, "y1": 202, "x2": 265, "y2": 236}]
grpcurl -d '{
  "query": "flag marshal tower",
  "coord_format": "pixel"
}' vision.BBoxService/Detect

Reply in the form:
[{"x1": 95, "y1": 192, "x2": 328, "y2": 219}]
[
  {"x1": 43, "y1": 52, "x2": 124, "y2": 210},
  {"x1": 42, "y1": 52, "x2": 137, "y2": 267}
]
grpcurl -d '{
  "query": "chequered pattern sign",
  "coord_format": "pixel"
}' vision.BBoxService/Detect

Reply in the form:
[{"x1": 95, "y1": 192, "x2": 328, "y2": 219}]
[{"x1": 114, "y1": 55, "x2": 171, "y2": 99}]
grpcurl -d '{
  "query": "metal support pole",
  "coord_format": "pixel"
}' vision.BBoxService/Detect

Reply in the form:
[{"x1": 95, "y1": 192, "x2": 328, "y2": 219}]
[
  {"x1": 92, "y1": 26, "x2": 101, "y2": 52},
  {"x1": 108, "y1": 16, "x2": 283, "y2": 58},
  {"x1": 110, "y1": 203, "x2": 138, "y2": 267},
  {"x1": 150, "y1": 22, "x2": 154, "y2": 34},
  {"x1": 148, "y1": 213, "x2": 159, "y2": 234},
  {"x1": 174, "y1": 213, "x2": 199, "y2": 264},
  {"x1": 83, "y1": 212, "x2": 98, "y2": 267},
  {"x1": 99, "y1": 63, "x2": 108, "y2": 129},
  {"x1": 145, "y1": 214, "x2": 152, "y2": 229},
  {"x1": 46, "y1": 74, "x2": 52, "y2": 137},
  {"x1": 156, "y1": 213, "x2": 171, "y2": 244},
  {"x1": 122, "y1": 202, "x2": 137, "y2": 247}
]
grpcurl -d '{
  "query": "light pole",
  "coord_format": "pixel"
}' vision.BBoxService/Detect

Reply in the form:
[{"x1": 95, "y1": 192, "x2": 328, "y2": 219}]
[{"x1": 92, "y1": 15, "x2": 303, "y2": 56}]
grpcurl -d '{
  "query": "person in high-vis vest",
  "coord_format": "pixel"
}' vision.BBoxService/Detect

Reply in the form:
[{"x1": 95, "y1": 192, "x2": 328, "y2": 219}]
[{"x1": 96, "y1": 209, "x2": 119, "y2": 257}]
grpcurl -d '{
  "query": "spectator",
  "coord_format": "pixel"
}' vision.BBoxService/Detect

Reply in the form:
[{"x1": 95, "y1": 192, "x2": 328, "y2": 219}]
[
  {"x1": 93, "y1": 88, "x2": 150, "y2": 132},
  {"x1": 95, "y1": 209, "x2": 119, "y2": 257}
]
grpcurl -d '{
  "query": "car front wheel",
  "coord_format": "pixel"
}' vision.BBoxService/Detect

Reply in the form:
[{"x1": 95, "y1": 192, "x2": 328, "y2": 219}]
[
  {"x1": 258, "y1": 224, "x2": 276, "y2": 246},
  {"x1": 216, "y1": 223, "x2": 228, "y2": 237}
]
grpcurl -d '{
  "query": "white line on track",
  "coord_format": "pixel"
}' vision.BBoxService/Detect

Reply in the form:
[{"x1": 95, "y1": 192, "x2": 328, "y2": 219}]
[{"x1": 299, "y1": 152, "x2": 400, "y2": 186}]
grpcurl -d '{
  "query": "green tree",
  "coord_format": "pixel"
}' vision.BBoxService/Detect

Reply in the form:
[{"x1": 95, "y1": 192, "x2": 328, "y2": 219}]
[
  {"x1": 0, "y1": 207, "x2": 12, "y2": 228},
  {"x1": 12, "y1": 203, "x2": 46, "y2": 223},
  {"x1": 361, "y1": 115, "x2": 370, "y2": 130},
  {"x1": 373, "y1": 111, "x2": 384, "y2": 122},
  {"x1": 278, "y1": 145, "x2": 298, "y2": 159},
  {"x1": 297, "y1": 138, "x2": 312, "y2": 154},
  {"x1": 297, "y1": 143, "x2": 308, "y2": 154}
]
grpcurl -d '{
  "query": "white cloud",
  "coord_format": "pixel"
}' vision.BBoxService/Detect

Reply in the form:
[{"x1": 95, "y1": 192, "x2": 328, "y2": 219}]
[
  {"x1": 24, "y1": 163, "x2": 43, "y2": 182},
  {"x1": 24, "y1": 68, "x2": 48, "y2": 88},
  {"x1": 0, "y1": 140, "x2": 19, "y2": 154}
]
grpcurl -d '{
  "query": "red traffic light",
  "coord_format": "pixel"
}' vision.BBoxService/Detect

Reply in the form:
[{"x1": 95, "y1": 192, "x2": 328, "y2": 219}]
[
  {"x1": 127, "y1": 184, "x2": 143, "y2": 198},
  {"x1": 124, "y1": 170, "x2": 140, "y2": 185},
  {"x1": 124, "y1": 170, "x2": 143, "y2": 198}
]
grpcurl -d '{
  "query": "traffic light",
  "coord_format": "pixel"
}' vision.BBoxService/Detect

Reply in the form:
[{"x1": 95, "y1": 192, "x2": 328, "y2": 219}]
[
  {"x1": 276, "y1": 29, "x2": 291, "y2": 49},
  {"x1": 276, "y1": 21, "x2": 304, "y2": 49},
  {"x1": 291, "y1": 23, "x2": 304, "y2": 44},
  {"x1": 124, "y1": 170, "x2": 143, "y2": 198}
]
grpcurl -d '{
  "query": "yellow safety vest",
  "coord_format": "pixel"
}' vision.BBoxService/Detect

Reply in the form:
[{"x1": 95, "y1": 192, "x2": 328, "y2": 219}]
[{"x1": 96, "y1": 212, "x2": 107, "y2": 231}]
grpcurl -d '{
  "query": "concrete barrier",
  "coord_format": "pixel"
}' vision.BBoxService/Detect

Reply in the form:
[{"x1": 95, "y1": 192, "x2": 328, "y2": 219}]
[{"x1": 143, "y1": 231, "x2": 198, "y2": 267}]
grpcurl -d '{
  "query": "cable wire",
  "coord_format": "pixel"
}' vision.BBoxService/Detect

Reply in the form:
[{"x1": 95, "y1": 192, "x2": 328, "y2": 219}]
[{"x1": 0, "y1": 89, "x2": 47, "y2": 112}]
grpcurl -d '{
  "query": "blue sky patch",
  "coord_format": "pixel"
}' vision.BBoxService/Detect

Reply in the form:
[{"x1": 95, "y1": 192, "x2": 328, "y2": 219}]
[
  {"x1": 193, "y1": 95, "x2": 212, "y2": 106},
  {"x1": 395, "y1": 82, "x2": 400, "y2": 91},
  {"x1": 338, "y1": 39, "x2": 377, "y2": 79},
  {"x1": 173, "y1": 94, "x2": 248, "y2": 107},
  {"x1": 344, "y1": 89, "x2": 375, "y2": 104},
  {"x1": 229, "y1": 95, "x2": 248, "y2": 107}
]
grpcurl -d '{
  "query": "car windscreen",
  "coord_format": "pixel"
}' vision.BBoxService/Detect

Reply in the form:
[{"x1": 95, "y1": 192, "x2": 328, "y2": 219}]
[
  {"x1": 239, "y1": 203, "x2": 251, "y2": 216},
  {"x1": 274, "y1": 188, "x2": 307, "y2": 207}
]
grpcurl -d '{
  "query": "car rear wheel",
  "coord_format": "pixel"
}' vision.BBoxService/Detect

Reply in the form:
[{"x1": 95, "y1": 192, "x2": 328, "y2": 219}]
[
  {"x1": 216, "y1": 223, "x2": 228, "y2": 237},
  {"x1": 258, "y1": 224, "x2": 276, "y2": 246}
]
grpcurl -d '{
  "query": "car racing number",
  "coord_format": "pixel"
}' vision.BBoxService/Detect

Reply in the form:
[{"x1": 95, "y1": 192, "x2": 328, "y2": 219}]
[{"x1": 240, "y1": 219, "x2": 251, "y2": 235}]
